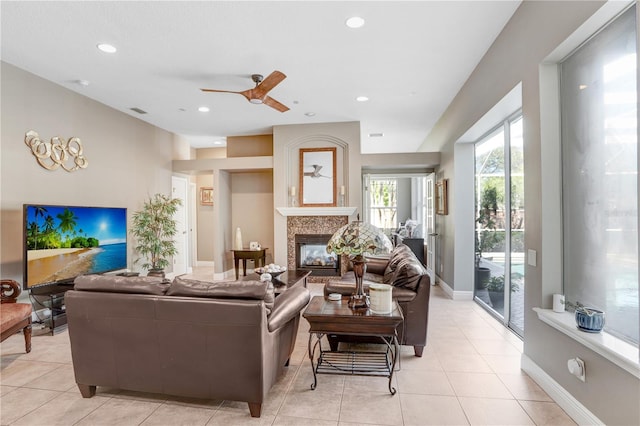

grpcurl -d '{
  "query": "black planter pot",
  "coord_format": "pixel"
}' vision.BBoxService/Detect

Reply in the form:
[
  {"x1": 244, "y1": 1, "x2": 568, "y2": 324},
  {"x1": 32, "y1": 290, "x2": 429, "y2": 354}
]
[
  {"x1": 488, "y1": 290, "x2": 504, "y2": 312},
  {"x1": 475, "y1": 267, "x2": 491, "y2": 290}
]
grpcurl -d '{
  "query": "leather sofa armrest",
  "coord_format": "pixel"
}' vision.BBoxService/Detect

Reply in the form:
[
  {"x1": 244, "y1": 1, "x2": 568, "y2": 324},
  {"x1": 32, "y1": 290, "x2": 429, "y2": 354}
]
[
  {"x1": 324, "y1": 280, "x2": 356, "y2": 296},
  {"x1": 268, "y1": 286, "x2": 310, "y2": 332}
]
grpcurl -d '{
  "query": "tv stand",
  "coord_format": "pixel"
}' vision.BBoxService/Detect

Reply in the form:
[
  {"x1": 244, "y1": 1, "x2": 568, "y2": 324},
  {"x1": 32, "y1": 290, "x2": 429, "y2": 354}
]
[{"x1": 30, "y1": 284, "x2": 73, "y2": 334}]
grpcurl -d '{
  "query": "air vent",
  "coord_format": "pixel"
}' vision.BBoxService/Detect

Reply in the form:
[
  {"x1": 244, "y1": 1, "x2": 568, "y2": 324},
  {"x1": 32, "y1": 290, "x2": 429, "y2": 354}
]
[
  {"x1": 129, "y1": 107, "x2": 147, "y2": 115},
  {"x1": 368, "y1": 133, "x2": 384, "y2": 138}
]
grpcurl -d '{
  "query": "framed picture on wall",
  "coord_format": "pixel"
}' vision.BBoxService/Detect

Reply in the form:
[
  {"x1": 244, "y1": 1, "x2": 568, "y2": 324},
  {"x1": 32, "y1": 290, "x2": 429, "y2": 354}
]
[
  {"x1": 299, "y1": 147, "x2": 337, "y2": 207},
  {"x1": 435, "y1": 179, "x2": 448, "y2": 215},
  {"x1": 200, "y1": 187, "x2": 213, "y2": 206}
]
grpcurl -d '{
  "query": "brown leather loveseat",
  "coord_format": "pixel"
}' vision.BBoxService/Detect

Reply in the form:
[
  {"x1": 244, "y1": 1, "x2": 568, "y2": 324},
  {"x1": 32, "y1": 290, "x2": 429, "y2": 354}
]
[
  {"x1": 324, "y1": 244, "x2": 431, "y2": 356},
  {"x1": 66, "y1": 274, "x2": 310, "y2": 418}
]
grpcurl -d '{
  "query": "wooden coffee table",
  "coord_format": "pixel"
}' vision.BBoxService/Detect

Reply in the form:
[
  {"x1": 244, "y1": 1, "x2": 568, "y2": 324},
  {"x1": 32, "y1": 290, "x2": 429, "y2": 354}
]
[
  {"x1": 302, "y1": 295, "x2": 404, "y2": 395},
  {"x1": 245, "y1": 270, "x2": 311, "y2": 296}
]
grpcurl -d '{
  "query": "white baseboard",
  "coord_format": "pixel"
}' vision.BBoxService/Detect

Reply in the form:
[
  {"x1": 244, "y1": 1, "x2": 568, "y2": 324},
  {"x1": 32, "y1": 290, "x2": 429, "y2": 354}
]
[
  {"x1": 521, "y1": 354, "x2": 604, "y2": 426},
  {"x1": 438, "y1": 278, "x2": 474, "y2": 300}
]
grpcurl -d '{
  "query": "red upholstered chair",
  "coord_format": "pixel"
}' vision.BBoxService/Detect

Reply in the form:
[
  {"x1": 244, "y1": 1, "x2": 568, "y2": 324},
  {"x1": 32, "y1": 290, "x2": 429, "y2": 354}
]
[{"x1": 1, "y1": 280, "x2": 32, "y2": 353}]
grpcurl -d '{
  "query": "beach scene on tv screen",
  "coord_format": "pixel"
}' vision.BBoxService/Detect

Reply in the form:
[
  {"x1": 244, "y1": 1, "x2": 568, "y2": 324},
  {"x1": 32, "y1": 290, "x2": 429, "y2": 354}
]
[{"x1": 26, "y1": 206, "x2": 127, "y2": 287}]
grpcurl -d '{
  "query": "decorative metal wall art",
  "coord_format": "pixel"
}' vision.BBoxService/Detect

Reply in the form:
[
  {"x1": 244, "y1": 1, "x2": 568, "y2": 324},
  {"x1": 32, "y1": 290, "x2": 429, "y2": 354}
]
[{"x1": 24, "y1": 130, "x2": 88, "y2": 172}]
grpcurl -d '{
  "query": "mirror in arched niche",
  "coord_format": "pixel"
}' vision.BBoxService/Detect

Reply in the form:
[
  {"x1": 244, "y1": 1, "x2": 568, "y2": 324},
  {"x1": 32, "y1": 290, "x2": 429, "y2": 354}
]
[{"x1": 286, "y1": 135, "x2": 348, "y2": 207}]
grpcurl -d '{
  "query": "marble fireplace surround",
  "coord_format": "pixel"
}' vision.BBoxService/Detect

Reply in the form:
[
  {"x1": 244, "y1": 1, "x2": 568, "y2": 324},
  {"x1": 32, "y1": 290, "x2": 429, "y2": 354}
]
[{"x1": 280, "y1": 207, "x2": 356, "y2": 282}]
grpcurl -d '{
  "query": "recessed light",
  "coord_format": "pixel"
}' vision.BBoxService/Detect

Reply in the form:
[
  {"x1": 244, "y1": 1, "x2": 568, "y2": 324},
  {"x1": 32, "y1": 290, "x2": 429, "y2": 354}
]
[
  {"x1": 97, "y1": 43, "x2": 117, "y2": 53},
  {"x1": 213, "y1": 141, "x2": 222, "y2": 145},
  {"x1": 346, "y1": 16, "x2": 365, "y2": 29},
  {"x1": 198, "y1": 106, "x2": 210, "y2": 112},
  {"x1": 305, "y1": 112, "x2": 316, "y2": 117},
  {"x1": 356, "y1": 96, "x2": 369, "y2": 102},
  {"x1": 579, "y1": 84, "x2": 588, "y2": 90}
]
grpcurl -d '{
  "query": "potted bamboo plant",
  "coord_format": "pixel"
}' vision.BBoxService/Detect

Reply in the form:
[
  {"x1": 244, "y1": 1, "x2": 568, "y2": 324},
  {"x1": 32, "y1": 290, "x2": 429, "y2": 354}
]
[{"x1": 131, "y1": 193, "x2": 182, "y2": 277}]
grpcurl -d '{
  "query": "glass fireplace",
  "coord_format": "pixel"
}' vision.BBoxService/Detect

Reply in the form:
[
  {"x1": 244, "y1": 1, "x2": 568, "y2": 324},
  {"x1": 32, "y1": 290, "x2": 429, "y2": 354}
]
[{"x1": 295, "y1": 234, "x2": 341, "y2": 276}]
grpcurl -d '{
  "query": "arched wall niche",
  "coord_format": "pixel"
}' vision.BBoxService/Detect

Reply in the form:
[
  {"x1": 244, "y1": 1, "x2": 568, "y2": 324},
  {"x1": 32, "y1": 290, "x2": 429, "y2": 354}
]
[{"x1": 285, "y1": 134, "x2": 350, "y2": 201}]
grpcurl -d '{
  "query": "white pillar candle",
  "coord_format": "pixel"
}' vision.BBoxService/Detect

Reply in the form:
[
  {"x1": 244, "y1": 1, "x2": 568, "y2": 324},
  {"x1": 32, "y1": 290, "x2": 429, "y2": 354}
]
[
  {"x1": 369, "y1": 283, "x2": 392, "y2": 314},
  {"x1": 234, "y1": 227, "x2": 243, "y2": 250},
  {"x1": 340, "y1": 185, "x2": 345, "y2": 195},
  {"x1": 289, "y1": 186, "x2": 296, "y2": 196}
]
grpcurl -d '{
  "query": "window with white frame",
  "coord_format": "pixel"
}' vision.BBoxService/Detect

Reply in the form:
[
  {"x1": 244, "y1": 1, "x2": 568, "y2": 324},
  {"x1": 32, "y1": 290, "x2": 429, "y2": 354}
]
[
  {"x1": 368, "y1": 178, "x2": 398, "y2": 235},
  {"x1": 560, "y1": 5, "x2": 638, "y2": 345}
]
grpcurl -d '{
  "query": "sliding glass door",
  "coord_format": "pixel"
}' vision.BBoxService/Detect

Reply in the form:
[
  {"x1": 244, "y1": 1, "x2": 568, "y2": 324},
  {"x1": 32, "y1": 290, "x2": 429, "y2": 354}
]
[{"x1": 474, "y1": 114, "x2": 525, "y2": 336}]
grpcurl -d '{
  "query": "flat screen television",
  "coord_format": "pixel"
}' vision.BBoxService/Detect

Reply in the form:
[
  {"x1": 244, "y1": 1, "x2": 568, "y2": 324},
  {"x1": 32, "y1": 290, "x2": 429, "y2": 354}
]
[{"x1": 24, "y1": 204, "x2": 127, "y2": 289}]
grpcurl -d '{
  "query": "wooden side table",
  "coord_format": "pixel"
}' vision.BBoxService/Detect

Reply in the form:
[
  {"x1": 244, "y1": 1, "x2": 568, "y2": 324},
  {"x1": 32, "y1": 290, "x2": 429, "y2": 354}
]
[{"x1": 232, "y1": 248, "x2": 268, "y2": 280}]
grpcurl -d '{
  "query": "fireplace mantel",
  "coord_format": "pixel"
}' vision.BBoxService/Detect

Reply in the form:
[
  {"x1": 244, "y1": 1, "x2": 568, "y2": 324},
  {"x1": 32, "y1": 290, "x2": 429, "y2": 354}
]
[{"x1": 276, "y1": 207, "x2": 357, "y2": 217}]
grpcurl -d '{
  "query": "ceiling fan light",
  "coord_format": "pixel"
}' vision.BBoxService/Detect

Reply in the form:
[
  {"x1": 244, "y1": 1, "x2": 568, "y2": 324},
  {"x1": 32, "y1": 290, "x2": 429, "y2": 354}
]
[{"x1": 249, "y1": 98, "x2": 263, "y2": 104}]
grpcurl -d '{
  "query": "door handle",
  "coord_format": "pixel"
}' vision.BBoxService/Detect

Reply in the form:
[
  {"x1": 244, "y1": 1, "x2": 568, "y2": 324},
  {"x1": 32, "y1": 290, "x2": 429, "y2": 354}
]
[{"x1": 429, "y1": 233, "x2": 438, "y2": 236}]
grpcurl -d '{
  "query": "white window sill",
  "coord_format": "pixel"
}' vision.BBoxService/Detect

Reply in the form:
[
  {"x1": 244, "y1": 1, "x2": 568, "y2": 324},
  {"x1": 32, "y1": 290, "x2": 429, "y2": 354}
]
[{"x1": 533, "y1": 307, "x2": 639, "y2": 378}]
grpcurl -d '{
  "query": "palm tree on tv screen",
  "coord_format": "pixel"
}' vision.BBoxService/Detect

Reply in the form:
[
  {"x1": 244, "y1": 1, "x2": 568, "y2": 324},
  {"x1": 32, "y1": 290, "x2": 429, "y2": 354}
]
[
  {"x1": 33, "y1": 206, "x2": 48, "y2": 249},
  {"x1": 56, "y1": 208, "x2": 78, "y2": 247}
]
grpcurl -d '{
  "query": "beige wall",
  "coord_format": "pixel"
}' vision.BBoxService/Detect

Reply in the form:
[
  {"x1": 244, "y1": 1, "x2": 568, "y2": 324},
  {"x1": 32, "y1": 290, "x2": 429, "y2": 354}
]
[
  {"x1": 227, "y1": 134, "x2": 273, "y2": 157},
  {"x1": 0, "y1": 62, "x2": 174, "y2": 282},
  {"x1": 196, "y1": 174, "x2": 214, "y2": 261},
  {"x1": 231, "y1": 171, "x2": 274, "y2": 264},
  {"x1": 420, "y1": 2, "x2": 639, "y2": 424}
]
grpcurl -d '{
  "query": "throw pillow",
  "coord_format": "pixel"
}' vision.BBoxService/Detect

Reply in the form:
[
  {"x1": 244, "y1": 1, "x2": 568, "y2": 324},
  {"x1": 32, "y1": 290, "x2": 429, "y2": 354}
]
[
  {"x1": 383, "y1": 244, "x2": 413, "y2": 283},
  {"x1": 167, "y1": 277, "x2": 275, "y2": 314},
  {"x1": 391, "y1": 257, "x2": 426, "y2": 291}
]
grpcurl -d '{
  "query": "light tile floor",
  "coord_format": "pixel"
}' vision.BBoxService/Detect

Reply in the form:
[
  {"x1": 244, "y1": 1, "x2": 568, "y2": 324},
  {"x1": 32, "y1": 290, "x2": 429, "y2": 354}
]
[{"x1": 0, "y1": 282, "x2": 576, "y2": 426}]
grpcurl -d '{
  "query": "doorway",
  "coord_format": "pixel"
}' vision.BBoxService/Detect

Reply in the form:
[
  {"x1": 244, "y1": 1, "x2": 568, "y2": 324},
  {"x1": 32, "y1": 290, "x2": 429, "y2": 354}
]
[
  {"x1": 362, "y1": 173, "x2": 433, "y2": 273},
  {"x1": 473, "y1": 114, "x2": 525, "y2": 336}
]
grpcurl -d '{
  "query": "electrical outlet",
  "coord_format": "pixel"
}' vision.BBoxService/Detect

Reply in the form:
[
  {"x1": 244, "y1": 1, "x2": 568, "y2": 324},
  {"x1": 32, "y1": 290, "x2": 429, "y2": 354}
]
[{"x1": 567, "y1": 357, "x2": 586, "y2": 382}]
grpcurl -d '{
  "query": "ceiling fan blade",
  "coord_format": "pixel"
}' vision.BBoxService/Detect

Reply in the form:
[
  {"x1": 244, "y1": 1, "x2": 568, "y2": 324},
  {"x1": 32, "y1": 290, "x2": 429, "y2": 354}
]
[
  {"x1": 252, "y1": 71, "x2": 286, "y2": 98},
  {"x1": 200, "y1": 88, "x2": 241, "y2": 94},
  {"x1": 201, "y1": 88, "x2": 252, "y2": 102},
  {"x1": 263, "y1": 96, "x2": 289, "y2": 112}
]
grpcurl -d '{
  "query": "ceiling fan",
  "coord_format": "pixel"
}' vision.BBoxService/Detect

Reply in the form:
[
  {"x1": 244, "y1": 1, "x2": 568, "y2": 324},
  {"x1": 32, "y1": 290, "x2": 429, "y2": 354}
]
[
  {"x1": 200, "y1": 71, "x2": 289, "y2": 112},
  {"x1": 304, "y1": 165, "x2": 331, "y2": 179}
]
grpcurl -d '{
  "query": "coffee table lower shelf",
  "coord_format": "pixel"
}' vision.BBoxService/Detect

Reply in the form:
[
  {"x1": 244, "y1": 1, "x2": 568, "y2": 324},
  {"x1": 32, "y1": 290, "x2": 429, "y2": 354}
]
[{"x1": 308, "y1": 333, "x2": 398, "y2": 395}]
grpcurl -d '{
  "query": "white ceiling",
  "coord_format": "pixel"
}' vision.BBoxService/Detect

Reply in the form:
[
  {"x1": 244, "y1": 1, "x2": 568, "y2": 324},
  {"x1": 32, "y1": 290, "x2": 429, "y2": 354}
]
[{"x1": 1, "y1": 1, "x2": 520, "y2": 152}]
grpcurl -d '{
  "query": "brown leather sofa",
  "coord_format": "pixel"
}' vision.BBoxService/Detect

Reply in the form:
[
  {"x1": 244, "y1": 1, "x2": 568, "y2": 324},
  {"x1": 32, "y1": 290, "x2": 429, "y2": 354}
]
[
  {"x1": 66, "y1": 275, "x2": 310, "y2": 418},
  {"x1": 324, "y1": 244, "x2": 431, "y2": 356}
]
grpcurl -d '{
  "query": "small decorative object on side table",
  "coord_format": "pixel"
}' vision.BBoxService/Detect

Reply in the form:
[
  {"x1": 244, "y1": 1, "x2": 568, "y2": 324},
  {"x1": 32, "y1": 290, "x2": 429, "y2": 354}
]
[{"x1": 326, "y1": 215, "x2": 392, "y2": 308}]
